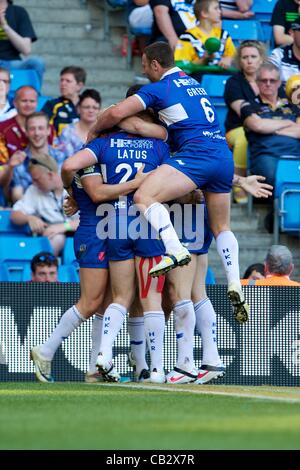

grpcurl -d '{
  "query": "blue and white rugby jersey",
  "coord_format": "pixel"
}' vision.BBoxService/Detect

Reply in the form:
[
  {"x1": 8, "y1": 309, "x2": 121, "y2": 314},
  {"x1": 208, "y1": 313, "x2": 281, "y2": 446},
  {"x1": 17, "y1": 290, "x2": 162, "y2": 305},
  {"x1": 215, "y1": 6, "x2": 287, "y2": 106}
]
[{"x1": 134, "y1": 67, "x2": 228, "y2": 157}]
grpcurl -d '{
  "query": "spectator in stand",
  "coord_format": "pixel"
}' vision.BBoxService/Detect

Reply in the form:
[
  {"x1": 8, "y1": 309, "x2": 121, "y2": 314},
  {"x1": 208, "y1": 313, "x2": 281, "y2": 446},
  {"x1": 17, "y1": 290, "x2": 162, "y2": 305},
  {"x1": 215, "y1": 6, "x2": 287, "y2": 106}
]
[
  {"x1": 240, "y1": 262, "x2": 265, "y2": 284},
  {"x1": 0, "y1": 0, "x2": 45, "y2": 87},
  {"x1": 11, "y1": 152, "x2": 78, "y2": 256},
  {"x1": 57, "y1": 89, "x2": 101, "y2": 158},
  {"x1": 271, "y1": 0, "x2": 300, "y2": 47},
  {"x1": 174, "y1": 0, "x2": 236, "y2": 81},
  {"x1": 0, "y1": 66, "x2": 16, "y2": 122},
  {"x1": 250, "y1": 245, "x2": 300, "y2": 286},
  {"x1": 269, "y1": 20, "x2": 300, "y2": 84},
  {"x1": 42, "y1": 66, "x2": 86, "y2": 138},
  {"x1": 150, "y1": 0, "x2": 197, "y2": 50},
  {"x1": 11, "y1": 111, "x2": 66, "y2": 201},
  {"x1": 128, "y1": 0, "x2": 153, "y2": 29},
  {"x1": 220, "y1": 0, "x2": 253, "y2": 19},
  {"x1": 241, "y1": 62, "x2": 300, "y2": 189},
  {"x1": 30, "y1": 252, "x2": 58, "y2": 283},
  {"x1": 285, "y1": 72, "x2": 300, "y2": 105},
  {"x1": 224, "y1": 40, "x2": 266, "y2": 203}
]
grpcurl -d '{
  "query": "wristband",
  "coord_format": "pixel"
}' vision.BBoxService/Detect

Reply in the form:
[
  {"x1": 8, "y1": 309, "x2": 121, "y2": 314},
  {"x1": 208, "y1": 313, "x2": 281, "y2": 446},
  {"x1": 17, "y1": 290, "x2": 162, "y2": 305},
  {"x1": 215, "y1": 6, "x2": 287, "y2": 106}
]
[{"x1": 64, "y1": 220, "x2": 72, "y2": 232}]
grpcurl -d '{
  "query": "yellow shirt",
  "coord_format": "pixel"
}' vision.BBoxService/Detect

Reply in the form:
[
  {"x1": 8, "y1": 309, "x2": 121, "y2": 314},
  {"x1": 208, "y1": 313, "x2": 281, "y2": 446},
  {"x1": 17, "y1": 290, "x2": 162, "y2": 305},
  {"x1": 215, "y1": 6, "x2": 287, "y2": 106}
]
[{"x1": 175, "y1": 25, "x2": 236, "y2": 65}]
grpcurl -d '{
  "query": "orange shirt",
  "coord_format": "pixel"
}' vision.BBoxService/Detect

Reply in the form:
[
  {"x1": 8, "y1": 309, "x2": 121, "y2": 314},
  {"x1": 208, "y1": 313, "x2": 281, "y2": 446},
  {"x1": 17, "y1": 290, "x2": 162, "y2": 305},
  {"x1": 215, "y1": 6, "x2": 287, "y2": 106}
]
[{"x1": 242, "y1": 275, "x2": 300, "y2": 286}]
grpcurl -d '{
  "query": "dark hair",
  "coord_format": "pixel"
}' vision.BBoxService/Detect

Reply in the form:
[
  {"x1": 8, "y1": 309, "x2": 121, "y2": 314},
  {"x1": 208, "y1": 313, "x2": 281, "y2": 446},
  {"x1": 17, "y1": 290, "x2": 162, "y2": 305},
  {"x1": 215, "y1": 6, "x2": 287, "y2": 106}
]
[
  {"x1": 25, "y1": 111, "x2": 49, "y2": 129},
  {"x1": 31, "y1": 252, "x2": 58, "y2": 273},
  {"x1": 194, "y1": 0, "x2": 218, "y2": 19},
  {"x1": 126, "y1": 84, "x2": 143, "y2": 98},
  {"x1": 78, "y1": 88, "x2": 101, "y2": 106},
  {"x1": 60, "y1": 66, "x2": 87, "y2": 84},
  {"x1": 143, "y1": 42, "x2": 175, "y2": 68},
  {"x1": 243, "y1": 263, "x2": 265, "y2": 279}
]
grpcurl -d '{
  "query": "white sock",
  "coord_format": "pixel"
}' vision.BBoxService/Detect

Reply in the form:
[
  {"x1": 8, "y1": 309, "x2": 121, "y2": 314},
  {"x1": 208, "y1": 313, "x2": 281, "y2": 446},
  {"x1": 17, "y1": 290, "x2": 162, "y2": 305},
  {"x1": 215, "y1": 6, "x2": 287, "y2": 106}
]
[
  {"x1": 40, "y1": 305, "x2": 85, "y2": 360},
  {"x1": 100, "y1": 303, "x2": 127, "y2": 361},
  {"x1": 144, "y1": 311, "x2": 165, "y2": 372},
  {"x1": 174, "y1": 300, "x2": 196, "y2": 371},
  {"x1": 194, "y1": 299, "x2": 221, "y2": 366},
  {"x1": 89, "y1": 314, "x2": 103, "y2": 373},
  {"x1": 144, "y1": 202, "x2": 183, "y2": 255},
  {"x1": 216, "y1": 230, "x2": 240, "y2": 284},
  {"x1": 128, "y1": 317, "x2": 148, "y2": 375}
]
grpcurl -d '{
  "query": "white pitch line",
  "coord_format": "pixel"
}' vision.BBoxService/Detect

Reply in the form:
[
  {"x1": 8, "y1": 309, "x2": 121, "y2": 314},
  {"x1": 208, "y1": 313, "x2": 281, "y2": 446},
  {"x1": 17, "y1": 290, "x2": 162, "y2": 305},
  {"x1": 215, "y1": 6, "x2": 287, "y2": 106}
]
[{"x1": 98, "y1": 382, "x2": 300, "y2": 403}]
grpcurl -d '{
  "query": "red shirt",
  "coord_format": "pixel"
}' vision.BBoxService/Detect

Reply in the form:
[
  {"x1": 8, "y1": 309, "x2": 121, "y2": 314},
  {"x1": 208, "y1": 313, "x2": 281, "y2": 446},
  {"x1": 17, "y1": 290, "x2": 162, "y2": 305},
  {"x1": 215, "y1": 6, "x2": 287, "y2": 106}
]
[{"x1": 0, "y1": 117, "x2": 55, "y2": 164}]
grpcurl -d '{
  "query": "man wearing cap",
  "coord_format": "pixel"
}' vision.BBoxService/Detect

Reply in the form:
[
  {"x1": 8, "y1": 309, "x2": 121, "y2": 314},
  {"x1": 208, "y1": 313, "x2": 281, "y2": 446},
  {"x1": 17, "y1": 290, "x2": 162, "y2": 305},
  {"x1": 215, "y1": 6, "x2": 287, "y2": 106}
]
[
  {"x1": 10, "y1": 152, "x2": 78, "y2": 255},
  {"x1": 269, "y1": 20, "x2": 300, "y2": 84},
  {"x1": 248, "y1": 245, "x2": 300, "y2": 286}
]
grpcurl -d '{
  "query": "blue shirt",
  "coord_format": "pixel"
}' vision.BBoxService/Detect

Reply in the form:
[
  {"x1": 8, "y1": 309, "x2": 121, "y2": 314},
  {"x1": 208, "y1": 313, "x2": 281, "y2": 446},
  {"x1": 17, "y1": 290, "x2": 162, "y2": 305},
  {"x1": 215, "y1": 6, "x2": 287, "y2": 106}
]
[
  {"x1": 85, "y1": 131, "x2": 170, "y2": 206},
  {"x1": 134, "y1": 67, "x2": 228, "y2": 157},
  {"x1": 72, "y1": 164, "x2": 101, "y2": 227}
]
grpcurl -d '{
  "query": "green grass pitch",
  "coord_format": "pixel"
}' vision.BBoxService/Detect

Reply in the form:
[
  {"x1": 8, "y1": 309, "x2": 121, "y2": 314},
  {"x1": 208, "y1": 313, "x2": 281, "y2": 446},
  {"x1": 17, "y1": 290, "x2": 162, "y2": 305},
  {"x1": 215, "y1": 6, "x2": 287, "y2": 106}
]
[{"x1": 0, "y1": 382, "x2": 300, "y2": 450}]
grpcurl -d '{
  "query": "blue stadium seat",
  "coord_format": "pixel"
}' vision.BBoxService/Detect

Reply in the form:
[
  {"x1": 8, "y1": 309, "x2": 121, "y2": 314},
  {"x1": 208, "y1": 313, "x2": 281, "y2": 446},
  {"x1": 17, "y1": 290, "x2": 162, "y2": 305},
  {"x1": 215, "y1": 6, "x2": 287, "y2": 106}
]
[
  {"x1": 62, "y1": 237, "x2": 78, "y2": 267},
  {"x1": 9, "y1": 69, "x2": 41, "y2": 95},
  {"x1": 222, "y1": 20, "x2": 265, "y2": 44},
  {"x1": 0, "y1": 264, "x2": 9, "y2": 281},
  {"x1": 58, "y1": 265, "x2": 80, "y2": 282},
  {"x1": 0, "y1": 210, "x2": 31, "y2": 237},
  {"x1": 252, "y1": 0, "x2": 276, "y2": 44},
  {"x1": 201, "y1": 75, "x2": 230, "y2": 133},
  {"x1": 206, "y1": 266, "x2": 216, "y2": 285},
  {"x1": 37, "y1": 95, "x2": 53, "y2": 112},
  {"x1": 0, "y1": 236, "x2": 53, "y2": 281},
  {"x1": 273, "y1": 159, "x2": 300, "y2": 244}
]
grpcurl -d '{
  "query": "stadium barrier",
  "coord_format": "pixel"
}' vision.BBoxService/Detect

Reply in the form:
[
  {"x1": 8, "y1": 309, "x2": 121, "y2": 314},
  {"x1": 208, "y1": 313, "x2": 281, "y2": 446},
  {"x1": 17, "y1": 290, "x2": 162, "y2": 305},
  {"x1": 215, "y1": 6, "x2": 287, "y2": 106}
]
[{"x1": 0, "y1": 283, "x2": 299, "y2": 386}]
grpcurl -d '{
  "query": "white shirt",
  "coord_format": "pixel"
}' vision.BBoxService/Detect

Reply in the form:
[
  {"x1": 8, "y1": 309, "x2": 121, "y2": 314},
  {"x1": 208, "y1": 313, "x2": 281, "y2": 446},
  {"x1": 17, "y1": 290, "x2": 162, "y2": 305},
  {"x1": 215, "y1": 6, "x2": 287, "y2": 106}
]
[
  {"x1": 0, "y1": 100, "x2": 17, "y2": 123},
  {"x1": 12, "y1": 185, "x2": 66, "y2": 224}
]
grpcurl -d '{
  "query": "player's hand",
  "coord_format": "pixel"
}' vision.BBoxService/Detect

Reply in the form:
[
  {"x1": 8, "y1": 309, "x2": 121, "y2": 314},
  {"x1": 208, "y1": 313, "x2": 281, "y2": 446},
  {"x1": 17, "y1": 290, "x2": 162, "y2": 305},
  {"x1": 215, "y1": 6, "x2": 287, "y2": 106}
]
[
  {"x1": 9, "y1": 150, "x2": 26, "y2": 168},
  {"x1": 133, "y1": 164, "x2": 148, "y2": 187},
  {"x1": 28, "y1": 215, "x2": 48, "y2": 234},
  {"x1": 241, "y1": 175, "x2": 273, "y2": 198},
  {"x1": 63, "y1": 195, "x2": 78, "y2": 217}
]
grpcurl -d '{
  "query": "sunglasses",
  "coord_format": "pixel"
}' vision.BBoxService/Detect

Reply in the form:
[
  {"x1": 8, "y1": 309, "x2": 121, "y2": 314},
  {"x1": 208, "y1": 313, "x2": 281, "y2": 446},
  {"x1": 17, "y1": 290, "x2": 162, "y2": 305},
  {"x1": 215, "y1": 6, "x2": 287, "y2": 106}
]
[
  {"x1": 30, "y1": 158, "x2": 54, "y2": 172},
  {"x1": 36, "y1": 254, "x2": 57, "y2": 263},
  {"x1": 257, "y1": 78, "x2": 279, "y2": 84}
]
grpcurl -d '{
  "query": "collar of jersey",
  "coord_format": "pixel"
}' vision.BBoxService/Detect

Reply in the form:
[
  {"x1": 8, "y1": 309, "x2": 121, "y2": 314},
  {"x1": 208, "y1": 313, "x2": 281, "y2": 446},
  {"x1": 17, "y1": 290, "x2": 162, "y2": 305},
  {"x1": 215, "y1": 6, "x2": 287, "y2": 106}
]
[{"x1": 161, "y1": 67, "x2": 182, "y2": 80}]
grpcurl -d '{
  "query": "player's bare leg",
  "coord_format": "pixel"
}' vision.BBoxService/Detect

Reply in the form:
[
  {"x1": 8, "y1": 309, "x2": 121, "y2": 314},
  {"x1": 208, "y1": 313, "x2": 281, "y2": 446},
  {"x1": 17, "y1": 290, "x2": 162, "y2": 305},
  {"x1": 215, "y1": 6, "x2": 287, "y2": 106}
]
[
  {"x1": 191, "y1": 254, "x2": 225, "y2": 384},
  {"x1": 204, "y1": 191, "x2": 249, "y2": 323},
  {"x1": 134, "y1": 165, "x2": 196, "y2": 277}
]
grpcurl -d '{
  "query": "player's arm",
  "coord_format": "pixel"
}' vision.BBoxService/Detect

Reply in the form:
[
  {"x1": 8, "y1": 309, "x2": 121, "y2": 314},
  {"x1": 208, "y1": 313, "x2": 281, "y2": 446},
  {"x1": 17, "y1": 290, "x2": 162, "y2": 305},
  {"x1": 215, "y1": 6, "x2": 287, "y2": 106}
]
[
  {"x1": 119, "y1": 115, "x2": 167, "y2": 140},
  {"x1": 61, "y1": 148, "x2": 98, "y2": 189},
  {"x1": 81, "y1": 166, "x2": 148, "y2": 203},
  {"x1": 87, "y1": 96, "x2": 144, "y2": 142}
]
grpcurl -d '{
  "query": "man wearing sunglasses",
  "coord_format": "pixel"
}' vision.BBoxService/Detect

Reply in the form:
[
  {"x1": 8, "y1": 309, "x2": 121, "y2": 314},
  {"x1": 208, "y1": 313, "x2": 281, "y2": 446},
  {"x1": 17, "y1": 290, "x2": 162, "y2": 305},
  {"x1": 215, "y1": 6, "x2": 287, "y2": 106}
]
[
  {"x1": 10, "y1": 152, "x2": 78, "y2": 255},
  {"x1": 241, "y1": 62, "x2": 300, "y2": 189},
  {"x1": 30, "y1": 252, "x2": 58, "y2": 282}
]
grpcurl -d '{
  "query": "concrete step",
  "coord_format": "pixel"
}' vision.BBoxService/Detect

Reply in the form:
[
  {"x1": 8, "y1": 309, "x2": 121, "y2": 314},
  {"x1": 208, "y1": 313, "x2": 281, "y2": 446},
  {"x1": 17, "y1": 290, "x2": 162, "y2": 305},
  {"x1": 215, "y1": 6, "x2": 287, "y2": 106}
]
[
  {"x1": 26, "y1": 8, "x2": 90, "y2": 24},
  {"x1": 31, "y1": 38, "x2": 113, "y2": 55},
  {"x1": 17, "y1": 0, "x2": 84, "y2": 8},
  {"x1": 34, "y1": 23, "x2": 104, "y2": 40},
  {"x1": 42, "y1": 53, "x2": 127, "y2": 70}
]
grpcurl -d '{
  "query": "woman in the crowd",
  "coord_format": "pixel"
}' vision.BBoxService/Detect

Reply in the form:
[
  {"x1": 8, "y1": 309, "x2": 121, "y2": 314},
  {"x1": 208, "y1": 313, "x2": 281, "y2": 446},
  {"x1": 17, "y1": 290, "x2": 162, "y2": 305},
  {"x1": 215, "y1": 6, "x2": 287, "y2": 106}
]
[
  {"x1": 224, "y1": 40, "x2": 266, "y2": 203},
  {"x1": 57, "y1": 88, "x2": 101, "y2": 157}
]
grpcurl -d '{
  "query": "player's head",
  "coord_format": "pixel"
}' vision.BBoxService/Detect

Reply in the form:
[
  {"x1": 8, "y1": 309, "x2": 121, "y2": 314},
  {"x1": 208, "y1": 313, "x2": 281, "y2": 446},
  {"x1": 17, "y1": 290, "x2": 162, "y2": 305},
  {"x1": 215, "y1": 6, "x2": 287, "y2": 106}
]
[
  {"x1": 126, "y1": 84, "x2": 143, "y2": 98},
  {"x1": 142, "y1": 42, "x2": 175, "y2": 82},
  {"x1": 31, "y1": 252, "x2": 58, "y2": 282},
  {"x1": 264, "y1": 245, "x2": 294, "y2": 277},
  {"x1": 194, "y1": 0, "x2": 221, "y2": 23}
]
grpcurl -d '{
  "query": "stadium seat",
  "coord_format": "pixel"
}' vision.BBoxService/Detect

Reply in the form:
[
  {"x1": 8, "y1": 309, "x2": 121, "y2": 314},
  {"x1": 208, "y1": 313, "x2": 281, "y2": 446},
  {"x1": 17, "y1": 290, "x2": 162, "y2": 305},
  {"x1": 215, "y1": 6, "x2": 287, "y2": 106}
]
[
  {"x1": 206, "y1": 266, "x2": 216, "y2": 285},
  {"x1": 0, "y1": 264, "x2": 9, "y2": 281},
  {"x1": 9, "y1": 69, "x2": 41, "y2": 95},
  {"x1": 37, "y1": 95, "x2": 53, "y2": 112},
  {"x1": 222, "y1": 20, "x2": 265, "y2": 45},
  {"x1": 273, "y1": 158, "x2": 300, "y2": 244},
  {"x1": 201, "y1": 75, "x2": 230, "y2": 133},
  {"x1": 0, "y1": 236, "x2": 53, "y2": 281},
  {"x1": 62, "y1": 237, "x2": 78, "y2": 267},
  {"x1": 0, "y1": 210, "x2": 31, "y2": 237},
  {"x1": 252, "y1": 0, "x2": 276, "y2": 45}
]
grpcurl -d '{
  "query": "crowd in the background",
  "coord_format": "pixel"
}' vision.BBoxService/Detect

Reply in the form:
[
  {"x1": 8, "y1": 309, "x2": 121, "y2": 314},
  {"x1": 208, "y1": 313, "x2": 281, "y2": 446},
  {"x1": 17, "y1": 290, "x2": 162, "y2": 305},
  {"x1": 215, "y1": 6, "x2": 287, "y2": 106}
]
[{"x1": 0, "y1": 0, "x2": 300, "y2": 263}]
